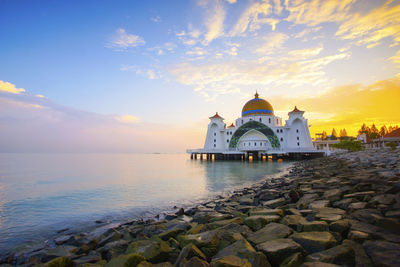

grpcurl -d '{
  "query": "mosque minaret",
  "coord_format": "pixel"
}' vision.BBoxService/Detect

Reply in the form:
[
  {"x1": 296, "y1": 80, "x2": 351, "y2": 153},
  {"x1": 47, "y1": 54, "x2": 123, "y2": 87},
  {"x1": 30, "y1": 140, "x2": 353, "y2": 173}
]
[{"x1": 188, "y1": 92, "x2": 322, "y2": 160}]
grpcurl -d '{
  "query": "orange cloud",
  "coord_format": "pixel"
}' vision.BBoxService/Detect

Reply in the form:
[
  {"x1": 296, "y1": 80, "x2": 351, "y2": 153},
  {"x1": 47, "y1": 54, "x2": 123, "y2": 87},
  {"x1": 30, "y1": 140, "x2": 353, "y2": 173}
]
[{"x1": 270, "y1": 76, "x2": 400, "y2": 137}]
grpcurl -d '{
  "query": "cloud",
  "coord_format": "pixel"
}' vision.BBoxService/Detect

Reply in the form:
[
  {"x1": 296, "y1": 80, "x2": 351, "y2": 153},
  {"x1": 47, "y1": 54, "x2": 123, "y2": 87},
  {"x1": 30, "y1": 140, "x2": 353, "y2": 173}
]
[
  {"x1": 268, "y1": 75, "x2": 400, "y2": 137},
  {"x1": 106, "y1": 28, "x2": 145, "y2": 50},
  {"x1": 186, "y1": 47, "x2": 208, "y2": 56},
  {"x1": 230, "y1": 0, "x2": 276, "y2": 36},
  {"x1": 0, "y1": 80, "x2": 26, "y2": 94},
  {"x1": 255, "y1": 32, "x2": 288, "y2": 54},
  {"x1": 390, "y1": 49, "x2": 400, "y2": 66},
  {"x1": 116, "y1": 114, "x2": 140, "y2": 123},
  {"x1": 288, "y1": 45, "x2": 324, "y2": 60},
  {"x1": 203, "y1": 0, "x2": 226, "y2": 45},
  {"x1": 150, "y1": 16, "x2": 161, "y2": 23},
  {"x1": 226, "y1": 0, "x2": 237, "y2": 3}
]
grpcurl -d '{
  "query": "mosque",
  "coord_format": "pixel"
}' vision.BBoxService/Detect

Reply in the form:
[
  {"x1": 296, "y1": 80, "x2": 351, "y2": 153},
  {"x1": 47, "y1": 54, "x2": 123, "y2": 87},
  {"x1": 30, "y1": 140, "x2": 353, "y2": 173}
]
[{"x1": 187, "y1": 92, "x2": 324, "y2": 160}]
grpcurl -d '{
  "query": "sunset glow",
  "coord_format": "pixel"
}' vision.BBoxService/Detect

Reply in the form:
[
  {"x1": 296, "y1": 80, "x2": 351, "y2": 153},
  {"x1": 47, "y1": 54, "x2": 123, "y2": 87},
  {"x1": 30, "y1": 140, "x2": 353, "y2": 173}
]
[{"x1": 0, "y1": 0, "x2": 399, "y2": 152}]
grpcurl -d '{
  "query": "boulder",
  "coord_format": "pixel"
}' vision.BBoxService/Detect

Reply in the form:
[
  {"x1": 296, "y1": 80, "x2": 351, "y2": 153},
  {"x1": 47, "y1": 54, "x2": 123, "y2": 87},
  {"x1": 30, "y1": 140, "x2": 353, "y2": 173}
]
[
  {"x1": 300, "y1": 262, "x2": 341, "y2": 267},
  {"x1": 244, "y1": 215, "x2": 280, "y2": 231},
  {"x1": 247, "y1": 223, "x2": 293, "y2": 245},
  {"x1": 279, "y1": 252, "x2": 303, "y2": 267},
  {"x1": 184, "y1": 256, "x2": 210, "y2": 267},
  {"x1": 329, "y1": 220, "x2": 349, "y2": 236},
  {"x1": 45, "y1": 257, "x2": 74, "y2": 267},
  {"x1": 193, "y1": 212, "x2": 232, "y2": 224},
  {"x1": 309, "y1": 200, "x2": 330, "y2": 209},
  {"x1": 262, "y1": 198, "x2": 286, "y2": 209},
  {"x1": 212, "y1": 239, "x2": 270, "y2": 267},
  {"x1": 257, "y1": 239, "x2": 304, "y2": 266},
  {"x1": 178, "y1": 230, "x2": 220, "y2": 258},
  {"x1": 304, "y1": 244, "x2": 354, "y2": 266},
  {"x1": 206, "y1": 217, "x2": 243, "y2": 230},
  {"x1": 291, "y1": 232, "x2": 336, "y2": 254},
  {"x1": 342, "y1": 240, "x2": 373, "y2": 267},
  {"x1": 249, "y1": 208, "x2": 284, "y2": 217},
  {"x1": 369, "y1": 194, "x2": 396, "y2": 206},
  {"x1": 363, "y1": 240, "x2": 400, "y2": 267},
  {"x1": 280, "y1": 215, "x2": 307, "y2": 230},
  {"x1": 343, "y1": 191, "x2": 375, "y2": 200},
  {"x1": 297, "y1": 221, "x2": 328, "y2": 232},
  {"x1": 125, "y1": 238, "x2": 172, "y2": 263},
  {"x1": 211, "y1": 255, "x2": 252, "y2": 267},
  {"x1": 323, "y1": 189, "x2": 342, "y2": 202},
  {"x1": 175, "y1": 243, "x2": 206, "y2": 267},
  {"x1": 296, "y1": 194, "x2": 319, "y2": 209}
]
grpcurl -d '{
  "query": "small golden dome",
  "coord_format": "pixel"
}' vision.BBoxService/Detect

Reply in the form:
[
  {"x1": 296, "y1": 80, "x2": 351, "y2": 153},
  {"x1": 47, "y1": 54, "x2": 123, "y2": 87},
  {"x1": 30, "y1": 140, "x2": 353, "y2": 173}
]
[{"x1": 242, "y1": 92, "x2": 274, "y2": 117}]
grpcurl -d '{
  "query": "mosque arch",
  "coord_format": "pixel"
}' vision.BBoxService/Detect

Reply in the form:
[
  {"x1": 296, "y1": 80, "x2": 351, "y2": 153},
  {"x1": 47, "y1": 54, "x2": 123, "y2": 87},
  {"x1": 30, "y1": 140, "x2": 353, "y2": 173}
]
[{"x1": 228, "y1": 120, "x2": 280, "y2": 148}]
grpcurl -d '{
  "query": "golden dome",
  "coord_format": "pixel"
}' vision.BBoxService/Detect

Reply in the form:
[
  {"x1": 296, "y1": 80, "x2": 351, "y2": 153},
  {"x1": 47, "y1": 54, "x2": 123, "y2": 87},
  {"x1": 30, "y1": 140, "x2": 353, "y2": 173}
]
[{"x1": 242, "y1": 92, "x2": 274, "y2": 117}]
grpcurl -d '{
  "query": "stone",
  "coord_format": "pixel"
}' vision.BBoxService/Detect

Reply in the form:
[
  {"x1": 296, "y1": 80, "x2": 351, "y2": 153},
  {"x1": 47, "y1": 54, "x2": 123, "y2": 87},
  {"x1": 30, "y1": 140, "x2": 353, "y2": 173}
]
[
  {"x1": 123, "y1": 253, "x2": 146, "y2": 267},
  {"x1": 342, "y1": 240, "x2": 373, "y2": 267},
  {"x1": 249, "y1": 208, "x2": 284, "y2": 217},
  {"x1": 73, "y1": 252, "x2": 102, "y2": 265},
  {"x1": 374, "y1": 216, "x2": 400, "y2": 234},
  {"x1": 309, "y1": 200, "x2": 330, "y2": 209},
  {"x1": 296, "y1": 194, "x2": 319, "y2": 209},
  {"x1": 43, "y1": 246, "x2": 78, "y2": 262},
  {"x1": 175, "y1": 243, "x2": 207, "y2": 267},
  {"x1": 244, "y1": 215, "x2": 280, "y2": 231},
  {"x1": 211, "y1": 255, "x2": 252, "y2": 267},
  {"x1": 305, "y1": 244, "x2": 354, "y2": 266},
  {"x1": 257, "y1": 239, "x2": 304, "y2": 266},
  {"x1": 286, "y1": 209, "x2": 302, "y2": 216},
  {"x1": 343, "y1": 191, "x2": 375, "y2": 200},
  {"x1": 363, "y1": 240, "x2": 400, "y2": 267},
  {"x1": 159, "y1": 228, "x2": 185, "y2": 241},
  {"x1": 247, "y1": 223, "x2": 293, "y2": 245},
  {"x1": 291, "y1": 232, "x2": 336, "y2": 254},
  {"x1": 347, "y1": 202, "x2": 367, "y2": 211},
  {"x1": 369, "y1": 194, "x2": 396, "y2": 206},
  {"x1": 323, "y1": 189, "x2": 342, "y2": 202},
  {"x1": 348, "y1": 231, "x2": 370, "y2": 243},
  {"x1": 312, "y1": 208, "x2": 345, "y2": 223},
  {"x1": 238, "y1": 196, "x2": 254, "y2": 205},
  {"x1": 184, "y1": 256, "x2": 210, "y2": 267},
  {"x1": 279, "y1": 252, "x2": 303, "y2": 267},
  {"x1": 332, "y1": 198, "x2": 354, "y2": 210},
  {"x1": 125, "y1": 238, "x2": 172, "y2": 263},
  {"x1": 385, "y1": 209, "x2": 400, "y2": 219},
  {"x1": 45, "y1": 257, "x2": 74, "y2": 267},
  {"x1": 329, "y1": 220, "x2": 349, "y2": 235},
  {"x1": 206, "y1": 217, "x2": 243, "y2": 230},
  {"x1": 350, "y1": 209, "x2": 382, "y2": 224},
  {"x1": 262, "y1": 198, "x2": 286, "y2": 208},
  {"x1": 297, "y1": 221, "x2": 328, "y2": 232},
  {"x1": 280, "y1": 215, "x2": 307, "y2": 230},
  {"x1": 212, "y1": 239, "x2": 270, "y2": 267},
  {"x1": 300, "y1": 263, "x2": 341, "y2": 267},
  {"x1": 178, "y1": 230, "x2": 220, "y2": 258},
  {"x1": 192, "y1": 212, "x2": 232, "y2": 224}
]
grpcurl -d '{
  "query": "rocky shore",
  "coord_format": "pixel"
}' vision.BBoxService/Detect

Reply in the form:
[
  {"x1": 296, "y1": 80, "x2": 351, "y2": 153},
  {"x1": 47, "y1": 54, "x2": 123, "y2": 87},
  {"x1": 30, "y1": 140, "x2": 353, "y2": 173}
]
[{"x1": 2, "y1": 148, "x2": 400, "y2": 267}]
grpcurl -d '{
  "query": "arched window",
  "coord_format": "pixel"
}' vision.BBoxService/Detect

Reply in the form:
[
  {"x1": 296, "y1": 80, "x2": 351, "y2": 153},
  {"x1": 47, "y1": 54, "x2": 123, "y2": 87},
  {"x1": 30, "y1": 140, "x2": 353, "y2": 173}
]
[
  {"x1": 276, "y1": 129, "x2": 279, "y2": 133},
  {"x1": 280, "y1": 138, "x2": 283, "y2": 142},
  {"x1": 296, "y1": 129, "x2": 299, "y2": 133},
  {"x1": 297, "y1": 142, "x2": 300, "y2": 146},
  {"x1": 259, "y1": 118, "x2": 262, "y2": 122},
  {"x1": 214, "y1": 144, "x2": 216, "y2": 147},
  {"x1": 269, "y1": 118, "x2": 271, "y2": 123},
  {"x1": 242, "y1": 120, "x2": 244, "y2": 124},
  {"x1": 249, "y1": 142, "x2": 251, "y2": 146},
  {"x1": 297, "y1": 137, "x2": 299, "y2": 140},
  {"x1": 214, "y1": 139, "x2": 216, "y2": 142},
  {"x1": 226, "y1": 132, "x2": 229, "y2": 135},
  {"x1": 254, "y1": 142, "x2": 257, "y2": 146},
  {"x1": 214, "y1": 132, "x2": 216, "y2": 136},
  {"x1": 260, "y1": 142, "x2": 262, "y2": 146},
  {"x1": 227, "y1": 139, "x2": 229, "y2": 143}
]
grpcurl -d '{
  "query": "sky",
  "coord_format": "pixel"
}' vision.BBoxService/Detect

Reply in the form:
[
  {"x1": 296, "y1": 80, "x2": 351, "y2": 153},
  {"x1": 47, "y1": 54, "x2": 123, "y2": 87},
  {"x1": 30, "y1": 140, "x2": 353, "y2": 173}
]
[{"x1": 0, "y1": 0, "x2": 399, "y2": 153}]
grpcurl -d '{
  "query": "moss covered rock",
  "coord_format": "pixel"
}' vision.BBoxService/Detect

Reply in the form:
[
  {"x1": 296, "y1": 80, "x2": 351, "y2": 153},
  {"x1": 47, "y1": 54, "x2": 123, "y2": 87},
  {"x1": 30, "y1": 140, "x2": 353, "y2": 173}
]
[{"x1": 45, "y1": 257, "x2": 74, "y2": 267}]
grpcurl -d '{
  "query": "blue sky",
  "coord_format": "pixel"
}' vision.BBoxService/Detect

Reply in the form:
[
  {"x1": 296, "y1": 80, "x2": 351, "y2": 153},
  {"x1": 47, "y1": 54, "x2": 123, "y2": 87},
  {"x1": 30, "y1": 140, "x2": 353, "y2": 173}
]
[{"x1": 1, "y1": 0, "x2": 399, "y2": 152}]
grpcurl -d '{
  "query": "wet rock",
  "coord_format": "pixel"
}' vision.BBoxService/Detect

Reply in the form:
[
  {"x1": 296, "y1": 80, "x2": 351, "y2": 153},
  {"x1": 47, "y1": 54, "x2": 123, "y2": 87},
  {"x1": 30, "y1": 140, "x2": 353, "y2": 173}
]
[
  {"x1": 385, "y1": 209, "x2": 400, "y2": 219},
  {"x1": 363, "y1": 240, "x2": 400, "y2": 267},
  {"x1": 44, "y1": 256, "x2": 74, "y2": 267},
  {"x1": 247, "y1": 223, "x2": 292, "y2": 245},
  {"x1": 343, "y1": 191, "x2": 376, "y2": 200},
  {"x1": 262, "y1": 198, "x2": 286, "y2": 209},
  {"x1": 291, "y1": 232, "x2": 336, "y2": 254},
  {"x1": 211, "y1": 255, "x2": 252, "y2": 267},
  {"x1": 238, "y1": 196, "x2": 254, "y2": 205},
  {"x1": 73, "y1": 251, "x2": 102, "y2": 265},
  {"x1": 178, "y1": 230, "x2": 220, "y2": 258},
  {"x1": 43, "y1": 245, "x2": 78, "y2": 262},
  {"x1": 329, "y1": 220, "x2": 349, "y2": 236},
  {"x1": 249, "y1": 208, "x2": 283, "y2": 217},
  {"x1": 296, "y1": 194, "x2": 319, "y2": 209},
  {"x1": 313, "y1": 208, "x2": 345, "y2": 223},
  {"x1": 300, "y1": 262, "x2": 341, "y2": 267},
  {"x1": 244, "y1": 215, "x2": 280, "y2": 231},
  {"x1": 332, "y1": 198, "x2": 354, "y2": 210},
  {"x1": 279, "y1": 252, "x2": 303, "y2": 267},
  {"x1": 257, "y1": 238, "x2": 304, "y2": 267},
  {"x1": 125, "y1": 238, "x2": 172, "y2": 263},
  {"x1": 350, "y1": 209, "x2": 382, "y2": 224},
  {"x1": 369, "y1": 194, "x2": 396, "y2": 206},
  {"x1": 184, "y1": 256, "x2": 210, "y2": 267},
  {"x1": 206, "y1": 217, "x2": 243, "y2": 230},
  {"x1": 289, "y1": 189, "x2": 302, "y2": 203},
  {"x1": 175, "y1": 244, "x2": 207, "y2": 267},
  {"x1": 309, "y1": 200, "x2": 330, "y2": 209},
  {"x1": 348, "y1": 230, "x2": 370, "y2": 243},
  {"x1": 323, "y1": 189, "x2": 342, "y2": 202},
  {"x1": 297, "y1": 221, "x2": 328, "y2": 232},
  {"x1": 286, "y1": 208, "x2": 302, "y2": 216},
  {"x1": 304, "y1": 244, "x2": 354, "y2": 266},
  {"x1": 212, "y1": 239, "x2": 270, "y2": 267},
  {"x1": 347, "y1": 202, "x2": 367, "y2": 211},
  {"x1": 159, "y1": 228, "x2": 185, "y2": 241},
  {"x1": 280, "y1": 215, "x2": 307, "y2": 230},
  {"x1": 192, "y1": 212, "x2": 232, "y2": 224},
  {"x1": 342, "y1": 240, "x2": 373, "y2": 267}
]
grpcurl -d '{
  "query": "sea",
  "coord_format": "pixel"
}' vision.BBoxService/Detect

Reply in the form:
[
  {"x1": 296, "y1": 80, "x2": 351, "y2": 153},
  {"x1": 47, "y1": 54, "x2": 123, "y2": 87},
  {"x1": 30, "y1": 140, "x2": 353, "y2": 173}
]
[{"x1": 0, "y1": 153, "x2": 291, "y2": 255}]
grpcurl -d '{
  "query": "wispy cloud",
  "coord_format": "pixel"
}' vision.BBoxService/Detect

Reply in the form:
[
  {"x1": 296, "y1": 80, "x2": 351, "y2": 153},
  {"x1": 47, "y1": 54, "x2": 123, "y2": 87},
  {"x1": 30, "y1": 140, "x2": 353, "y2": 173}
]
[
  {"x1": 106, "y1": 28, "x2": 145, "y2": 50},
  {"x1": 150, "y1": 16, "x2": 161, "y2": 23},
  {"x1": 255, "y1": 32, "x2": 288, "y2": 54},
  {"x1": 203, "y1": 0, "x2": 226, "y2": 45}
]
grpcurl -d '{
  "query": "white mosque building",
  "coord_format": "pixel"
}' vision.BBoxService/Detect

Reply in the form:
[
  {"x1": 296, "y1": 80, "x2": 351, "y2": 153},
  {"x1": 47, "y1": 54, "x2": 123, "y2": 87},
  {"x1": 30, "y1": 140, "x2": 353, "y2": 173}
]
[{"x1": 188, "y1": 92, "x2": 323, "y2": 160}]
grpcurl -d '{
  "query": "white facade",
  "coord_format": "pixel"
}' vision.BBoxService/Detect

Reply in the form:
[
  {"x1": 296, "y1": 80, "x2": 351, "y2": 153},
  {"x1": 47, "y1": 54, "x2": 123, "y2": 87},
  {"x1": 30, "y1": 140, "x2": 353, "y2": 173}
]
[{"x1": 199, "y1": 94, "x2": 315, "y2": 154}]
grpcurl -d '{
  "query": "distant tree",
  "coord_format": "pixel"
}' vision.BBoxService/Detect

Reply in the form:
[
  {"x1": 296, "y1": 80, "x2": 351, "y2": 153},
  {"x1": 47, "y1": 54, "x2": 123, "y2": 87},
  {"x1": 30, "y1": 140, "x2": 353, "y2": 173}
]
[
  {"x1": 370, "y1": 124, "x2": 380, "y2": 139},
  {"x1": 332, "y1": 140, "x2": 364, "y2": 152},
  {"x1": 331, "y1": 128, "x2": 337, "y2": 138},
  {"x1": 322, "y1": 131, "x2": 327, "y2": 140},
  {"x1": 389, "y1": 126, "x2": 394, "y2": 133},
  {"x1": 358, "y1": 124, "x2": 368, "y2": 135},
  {"x1": 341, "y1": 129, "x2": 347, "y2": 137},
  {"x1": 380, "y1": 125, "x2": 388, "y2": 137}
]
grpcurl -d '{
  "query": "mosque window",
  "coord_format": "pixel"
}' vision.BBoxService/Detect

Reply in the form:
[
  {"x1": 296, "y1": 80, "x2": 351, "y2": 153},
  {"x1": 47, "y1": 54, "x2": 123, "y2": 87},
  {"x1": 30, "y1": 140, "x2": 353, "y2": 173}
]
[
  {"x1": 297, "y1": 137, "x2": 299, "y2": 140},
  {"x1": 230, "y1": 131, "x2": 232, "y2": 135},
  {"x1": 260, "y1": 142, "x2": 262, "y2": 146},
  {"x1": 269, "y1": 118, "x2": 271, "y2": 123},
  {"x1": 226, "y1": 132, "x2": 229, "y2": 135},
  {"x1": 214, "y1": 139, "x2": 216, "y2": 142},
  {"x1": 242, "y1": 120, "x2": 243, "y2": 124},
  {"x1": 255, "y1": 142, "x2": 257, "y2": 146},
  {"x1": 214, "y1": 144, "x2": 216, "y2": 147},
  {"x1": 244, "y1": 143, "x2": 245, "y2": 146},
  {"x1": 297, "y1": 142, "x2": 300, "y2": 146},
  {"x1": 249, "y1": 142, "x2": 251, "y2": 146},
  {"x1": 280, "y1": 138, "x2": 283, "y2": 141},
  {"x1": 276, "y1": 129, "x2": 279, "y2": 133},
  {"x1": 296, "y1": 129, "x2": 299, "y2": 133},
  {"x1": 277, "y1": 119, "x2": 278, "y2": 124},
  {"x1": 214, "y1": 132, "x2": 216, "y2": 136},
  {"x1": 227, "y1": 139, "x2": 229, "y2": 143},
  {"x1": 259, "y1": 118, "x2": 262, "y2": 122},
  {"x1": 281, "y1": 129, "x2": 283, "y2": 133}
]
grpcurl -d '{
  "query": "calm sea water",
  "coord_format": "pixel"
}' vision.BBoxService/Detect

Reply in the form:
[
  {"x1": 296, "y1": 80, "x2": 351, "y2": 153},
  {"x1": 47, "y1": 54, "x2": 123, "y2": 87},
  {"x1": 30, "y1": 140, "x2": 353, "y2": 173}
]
[{"x1": 0, "y1": 153, "x2": 290, "y2": 254}]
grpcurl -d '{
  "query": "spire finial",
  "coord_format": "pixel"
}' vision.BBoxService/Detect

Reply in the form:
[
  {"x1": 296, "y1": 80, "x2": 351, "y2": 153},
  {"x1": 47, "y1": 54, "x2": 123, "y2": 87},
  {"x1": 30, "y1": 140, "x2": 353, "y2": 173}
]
[{"x1": 255, "y1": 91, "x2": 259, "y2": 98}]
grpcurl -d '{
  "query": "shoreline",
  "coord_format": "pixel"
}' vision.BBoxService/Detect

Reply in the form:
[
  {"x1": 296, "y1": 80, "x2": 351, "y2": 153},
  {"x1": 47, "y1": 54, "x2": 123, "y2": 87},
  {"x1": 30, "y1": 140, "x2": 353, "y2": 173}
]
[{"x1": 2, "y1": 149, "x2": 400, "y2": 266}]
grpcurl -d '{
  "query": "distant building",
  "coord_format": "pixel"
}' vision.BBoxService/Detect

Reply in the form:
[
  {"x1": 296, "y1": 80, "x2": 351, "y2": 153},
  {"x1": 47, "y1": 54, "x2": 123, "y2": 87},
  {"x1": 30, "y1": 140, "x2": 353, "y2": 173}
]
[
  {"x1": 369, "y1": 128, "x2": 400, "y2": 148},
  {"x1": 187, "y1": 92, "x2": 324, "y2": 159}
]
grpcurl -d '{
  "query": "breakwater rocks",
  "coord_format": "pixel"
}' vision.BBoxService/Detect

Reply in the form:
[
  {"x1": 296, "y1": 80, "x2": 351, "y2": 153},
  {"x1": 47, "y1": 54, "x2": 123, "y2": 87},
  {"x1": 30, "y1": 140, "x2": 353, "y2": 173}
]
[{"x1": 3, "y1": 149, "x2": 400, "y2": 267}]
